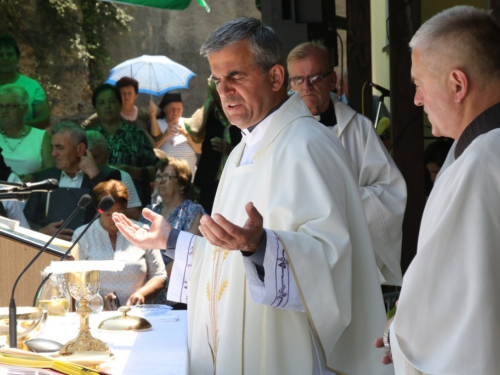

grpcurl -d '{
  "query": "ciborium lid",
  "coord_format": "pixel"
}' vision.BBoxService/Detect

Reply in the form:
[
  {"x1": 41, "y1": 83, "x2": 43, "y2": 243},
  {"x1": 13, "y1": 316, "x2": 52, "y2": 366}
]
[{"x1": 98, "y1": 307, "x2": 152, "y2": 332}]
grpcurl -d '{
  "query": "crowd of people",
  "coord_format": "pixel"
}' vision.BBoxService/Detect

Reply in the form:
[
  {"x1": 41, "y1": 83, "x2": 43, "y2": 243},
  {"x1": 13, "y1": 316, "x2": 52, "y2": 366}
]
[{"x1": 1, "y1": 4, "x2": 499, "y2": 374}]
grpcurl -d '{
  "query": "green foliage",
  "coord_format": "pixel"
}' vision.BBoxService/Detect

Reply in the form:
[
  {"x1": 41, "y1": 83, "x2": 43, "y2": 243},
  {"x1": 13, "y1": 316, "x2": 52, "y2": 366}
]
[
  {"x1": 80, "y1": 0, "x2": 133, "y2": 86},
  {"x1": 0, "y1": 0, "x2": 132, "y2": 88}
]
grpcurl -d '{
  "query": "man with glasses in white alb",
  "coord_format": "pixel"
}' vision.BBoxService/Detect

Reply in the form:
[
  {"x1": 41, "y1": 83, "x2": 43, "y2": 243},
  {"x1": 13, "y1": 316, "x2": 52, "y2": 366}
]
[{"x1": 288, "y1": 41, "x2": 407, "y2": 288}]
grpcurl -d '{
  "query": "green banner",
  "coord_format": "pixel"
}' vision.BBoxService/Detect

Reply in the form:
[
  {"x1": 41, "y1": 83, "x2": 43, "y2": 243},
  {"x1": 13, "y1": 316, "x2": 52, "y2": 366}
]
[{"x1": 105, "y1": 0, "x2": 210, "y2": 12}]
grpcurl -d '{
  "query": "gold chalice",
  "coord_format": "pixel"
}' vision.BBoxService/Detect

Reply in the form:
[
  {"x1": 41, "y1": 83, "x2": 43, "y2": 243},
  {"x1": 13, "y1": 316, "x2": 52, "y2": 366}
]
[{"x1": 59, "y1": 270, "x2": 109, "y2": 355}]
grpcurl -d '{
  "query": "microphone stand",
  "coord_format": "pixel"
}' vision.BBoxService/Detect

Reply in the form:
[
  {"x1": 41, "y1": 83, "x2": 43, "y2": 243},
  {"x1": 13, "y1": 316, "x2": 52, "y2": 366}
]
[
  {"x1": 369, "y1": 82, "x2": 390, "y2": 130},
  {"x1": 374, "y1": 94, "x2": 387, "y2": 130},
  {"x1": 8, "y1": 196, "x2": 90, "y2": 348}
]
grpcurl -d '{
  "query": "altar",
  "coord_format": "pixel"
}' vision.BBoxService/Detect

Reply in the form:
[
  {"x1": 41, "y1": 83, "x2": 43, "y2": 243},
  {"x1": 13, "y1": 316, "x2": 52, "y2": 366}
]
[{"x1": 0, "y1": 310, "x2": 188, "y2": 375}]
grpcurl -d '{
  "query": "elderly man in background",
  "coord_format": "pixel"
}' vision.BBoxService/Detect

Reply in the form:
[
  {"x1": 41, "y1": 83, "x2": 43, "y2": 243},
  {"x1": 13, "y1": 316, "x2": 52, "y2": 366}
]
[
  {"x1": 23, "y1": 122, "x2": 120, "y2": 240},
  {"x1": 86, "y1": 130, "x2": 142, "y2": 220},
  {"x1": 374, "y1": 6, "x2": 500, "y2": 374},
  {"x1": 287, "y1": 41, "x2": 407, "y2": 286},
  {"x1": 113, "y1": 17, "x2": 389, "y2": 375}
]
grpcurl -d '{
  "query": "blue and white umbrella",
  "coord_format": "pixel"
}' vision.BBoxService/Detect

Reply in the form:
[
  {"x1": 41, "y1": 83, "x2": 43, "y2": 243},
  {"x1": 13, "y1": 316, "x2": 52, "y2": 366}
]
[{"x1": 105, "y1": 55, "x2": 196, "y2": 96}]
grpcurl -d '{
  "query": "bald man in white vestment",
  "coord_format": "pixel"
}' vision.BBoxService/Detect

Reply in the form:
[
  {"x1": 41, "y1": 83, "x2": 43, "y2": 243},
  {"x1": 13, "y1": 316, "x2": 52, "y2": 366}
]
[
  {"x1": 375, "y1": 6, "x2": 500, "y2": 374},
  {"x1": 114, "y1": 18, "x2": 390, "y2": 375}
]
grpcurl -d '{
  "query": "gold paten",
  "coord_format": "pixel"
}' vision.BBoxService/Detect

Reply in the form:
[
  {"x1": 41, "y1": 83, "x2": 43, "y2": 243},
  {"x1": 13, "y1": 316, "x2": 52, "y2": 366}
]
[
  {"x1": 98, "y1": 306, "x2": 152, "y2": 332},
  {"x1": 60, "y1": 271, "x2": 109, "y2": 355},
  {"x1": 0, "y1": 307, "x2": 46, "y2": 349}
]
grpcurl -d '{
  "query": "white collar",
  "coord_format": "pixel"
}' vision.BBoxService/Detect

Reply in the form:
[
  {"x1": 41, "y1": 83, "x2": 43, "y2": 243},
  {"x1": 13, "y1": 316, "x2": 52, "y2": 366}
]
[
  {"x1": 241, "y1": 111, "x2": 278, "y2": 147},
  {"x1": 61, "y1": 169, "x2": 84, "y2": 180}
]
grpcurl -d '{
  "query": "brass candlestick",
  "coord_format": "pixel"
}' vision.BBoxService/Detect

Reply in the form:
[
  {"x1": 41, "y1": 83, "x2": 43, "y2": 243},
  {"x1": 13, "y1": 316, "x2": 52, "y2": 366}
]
[{"x1": 60, "y1": 270, "x2": 109, "y2": 355}]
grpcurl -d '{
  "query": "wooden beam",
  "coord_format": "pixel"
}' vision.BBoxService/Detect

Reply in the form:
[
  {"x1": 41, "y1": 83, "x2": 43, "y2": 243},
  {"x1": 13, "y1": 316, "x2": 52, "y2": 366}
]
[
  {"x1": 388, "y1": 0, "x2": 424, "y2": 274},
  {"x1": 346, "y1": 0, "x2": 372, "y2": 116}
]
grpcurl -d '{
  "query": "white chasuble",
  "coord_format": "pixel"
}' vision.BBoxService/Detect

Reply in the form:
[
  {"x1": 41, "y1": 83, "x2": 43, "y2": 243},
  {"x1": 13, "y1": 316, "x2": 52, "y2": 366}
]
[
  {"x1": 392, "y1": 129, "x2": 500, "y2": 374},
  {"x1": 172, "y1": 94, "x2": 390, "y2": 375}
]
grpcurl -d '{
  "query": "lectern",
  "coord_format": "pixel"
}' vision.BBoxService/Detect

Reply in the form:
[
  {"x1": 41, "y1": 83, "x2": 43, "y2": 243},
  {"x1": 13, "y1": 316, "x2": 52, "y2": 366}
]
[{"x1": 0, "y1": 226, "x2": 71, "y2": 307}]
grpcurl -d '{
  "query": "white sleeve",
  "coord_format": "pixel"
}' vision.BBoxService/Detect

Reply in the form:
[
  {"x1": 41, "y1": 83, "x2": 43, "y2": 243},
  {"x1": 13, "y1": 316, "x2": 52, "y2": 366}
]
[
  {"x1": 119, "y1": 170, "x2": 142, "y2": 209},
  {"x1": 166, "y1": 231, "x2": 196, "y2": 304},
  {"x1": 2, "y1": 199, "x2": 30, "y2": 229},
  {"x1": 242, "y1": 229, "x2": 304, "y2": 312},
  {"x1": 339, "y1": 115, "x2": 406, "y2": 286},
  {"x1": 145, "y1": 249, "x2": 167, "y2": 280},
  {"x1": 7, "y1": 173, "x2": 26, "y2": 211}
]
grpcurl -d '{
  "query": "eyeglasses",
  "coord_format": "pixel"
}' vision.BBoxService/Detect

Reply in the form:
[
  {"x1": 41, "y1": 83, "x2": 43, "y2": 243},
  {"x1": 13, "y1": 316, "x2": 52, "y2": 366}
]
[
  {"x1": 155, "y1": 173, "x2": 178, "y2": 182},
  {"x1": 289, "y1": 72, "x2": 332, "y2": 86},
  {"x1": 0, "y1": 104, "x2": 24, "y2": 111}
]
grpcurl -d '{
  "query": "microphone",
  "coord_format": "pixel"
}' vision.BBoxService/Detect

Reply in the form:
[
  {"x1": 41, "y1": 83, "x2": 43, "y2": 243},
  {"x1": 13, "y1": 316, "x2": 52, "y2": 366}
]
[
  {"x1": 96, "y1": 195, "x2": 115, "y2": 214},
  {"x1": 13, "y1": 179, "x2": 59, "y2": 193},
  {"x1": 370, "y1": 82, "x2": 391, "y2": 97},
  {"x1": 0, "y1": 179, "x2": 59, "y2": 201},
  {"x1": 32, "y1": 195, "x2": 116, "y2": 307},
  {"x1": 9, "y1": 194, "x2": 91, "y2": 348},
  {"x1": 0, "y1": 179, "x2": 59, "y2": 193},
  {"x1": 376, "y1": 117, "x2": 391, "y2": 136}
]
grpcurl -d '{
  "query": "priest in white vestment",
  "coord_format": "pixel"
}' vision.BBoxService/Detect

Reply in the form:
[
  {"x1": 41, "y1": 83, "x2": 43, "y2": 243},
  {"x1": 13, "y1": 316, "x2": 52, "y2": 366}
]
[
  {"x1": 375, "y1": 6, "x2": 500, "y2": 374},
  {"x1": 114, "y1": 18, "x2": 391, "y2": 375},
  {"x1": 287, "y1": 42, "x2": 407, "y2": 286}
]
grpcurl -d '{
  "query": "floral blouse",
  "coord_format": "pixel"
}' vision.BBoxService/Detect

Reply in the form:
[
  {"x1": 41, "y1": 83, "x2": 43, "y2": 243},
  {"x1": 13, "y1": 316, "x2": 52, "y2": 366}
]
[{"x1": 95, "y1": 120, "x2": 157, "y2": 167}]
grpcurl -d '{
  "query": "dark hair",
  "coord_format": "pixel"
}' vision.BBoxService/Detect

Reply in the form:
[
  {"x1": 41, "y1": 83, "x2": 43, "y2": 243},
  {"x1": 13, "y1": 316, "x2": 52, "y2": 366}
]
[
  {"x1": 156, "y1": 158, "x2": 169, "y2": 173},
  {"x1": 0, "y1": 34, "x2": 20, "y2": 58},
  {"x1": 157, "y1": 92, "x2": 183, "y2": 120},
  {"x1": 52, "y1": 121, "x2": 87, "y2": 147},
  {"x1": 116, "y1": 77, "x2": 139, "y2": 94},
  {"x1": 92, "y1": 84, "x2": 122, "y2": 108},
  {"x1": 165, "y1": 157, "x2": 192, "y2": 194},
  {"x1": 92, "y1": 180, "x2": 128, "y2": 209},
  {"x1": 86, "y1": 130, "x2": 108, "y2": 151},
  {"x1": 200, "y1": 17, "x2": 285, "y2": 74}
]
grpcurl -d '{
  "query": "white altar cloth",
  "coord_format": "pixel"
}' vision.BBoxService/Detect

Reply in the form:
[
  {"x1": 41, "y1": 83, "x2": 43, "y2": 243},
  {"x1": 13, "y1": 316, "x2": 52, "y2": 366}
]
[{"x1": 0, "y1": 310, "x2": 188, "y2": 375}]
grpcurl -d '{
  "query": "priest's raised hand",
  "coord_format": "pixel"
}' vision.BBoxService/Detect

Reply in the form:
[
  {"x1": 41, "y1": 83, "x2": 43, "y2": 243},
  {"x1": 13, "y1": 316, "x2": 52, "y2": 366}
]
[
  {"x1": 198, "y1": 201, "x2": 265, "y2": 253},
  {"x1": 112, "y1": 208, "x2": 171, "y2": 250}
]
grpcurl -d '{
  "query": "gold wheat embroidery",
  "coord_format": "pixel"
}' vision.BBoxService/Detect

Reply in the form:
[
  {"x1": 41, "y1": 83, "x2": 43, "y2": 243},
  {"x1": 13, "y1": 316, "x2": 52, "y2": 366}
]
[
  {"x1": 218, "y1": 278, "x2": 229, "y2": 301},
  {"x1": 206, "y1": 246, "x2": 231, "y2": 374}
]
